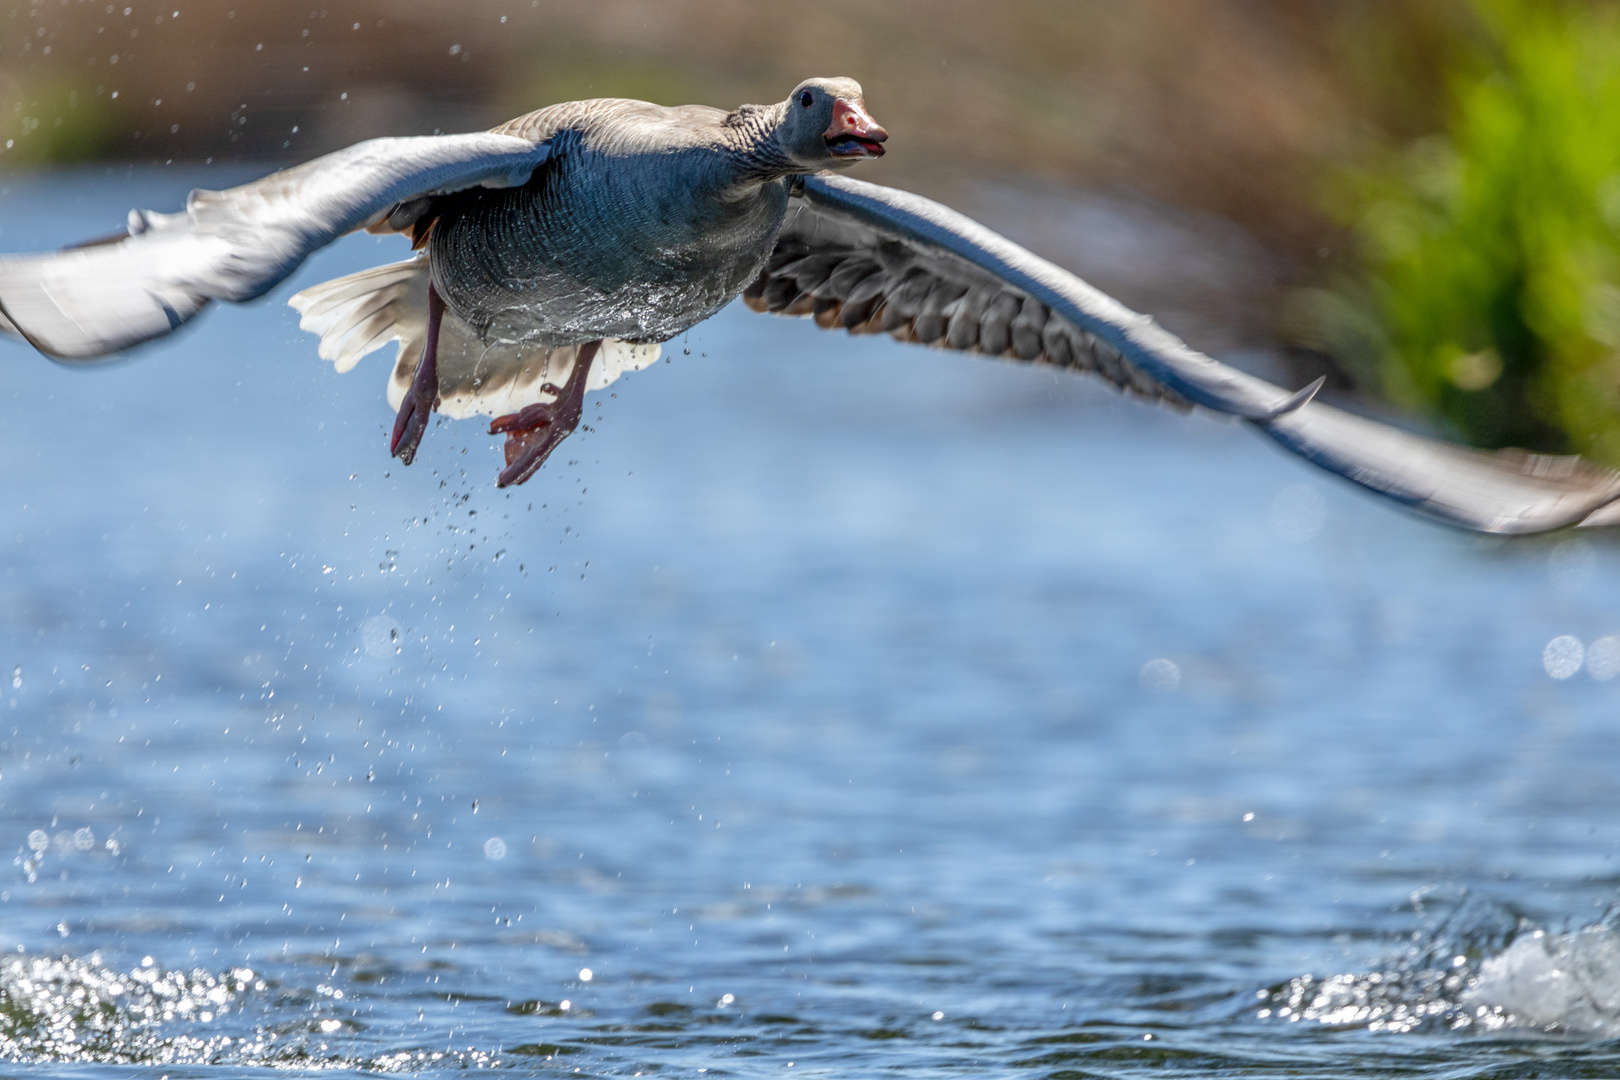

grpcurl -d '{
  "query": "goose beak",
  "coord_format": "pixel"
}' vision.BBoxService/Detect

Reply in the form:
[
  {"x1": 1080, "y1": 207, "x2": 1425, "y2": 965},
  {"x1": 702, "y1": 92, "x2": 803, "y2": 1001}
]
[{"x1": 824, "y1": 98, "x2": 888, "y2": 159}]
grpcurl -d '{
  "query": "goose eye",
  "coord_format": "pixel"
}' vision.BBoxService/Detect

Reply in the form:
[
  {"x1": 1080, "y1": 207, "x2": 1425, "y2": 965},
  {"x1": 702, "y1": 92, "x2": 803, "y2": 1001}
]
[{"x1": 799, "y1": 90, "x2": 814, "y2": 108}]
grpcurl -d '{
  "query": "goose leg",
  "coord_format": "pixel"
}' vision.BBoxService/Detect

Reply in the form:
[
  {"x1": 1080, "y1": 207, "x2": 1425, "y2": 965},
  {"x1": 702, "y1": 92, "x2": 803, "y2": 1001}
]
[
  {"x1": 489, "y1": 340, "x2": 600, "y2": 488},
  {"x1": 390, "y1": 280, "x2": 444, "y2": 466}
]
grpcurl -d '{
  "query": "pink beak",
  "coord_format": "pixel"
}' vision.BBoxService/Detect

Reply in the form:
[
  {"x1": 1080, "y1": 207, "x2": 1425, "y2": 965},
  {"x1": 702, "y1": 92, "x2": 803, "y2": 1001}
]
[{"x1": 824, "y1": 98, "x2": 889, "y2": 158}]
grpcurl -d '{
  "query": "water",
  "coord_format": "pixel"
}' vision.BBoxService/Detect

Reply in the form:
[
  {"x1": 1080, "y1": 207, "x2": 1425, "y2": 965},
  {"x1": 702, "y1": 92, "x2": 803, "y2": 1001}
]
[{"x1": 4, "y1": 167, "x2": 1620, "y2": 1077}]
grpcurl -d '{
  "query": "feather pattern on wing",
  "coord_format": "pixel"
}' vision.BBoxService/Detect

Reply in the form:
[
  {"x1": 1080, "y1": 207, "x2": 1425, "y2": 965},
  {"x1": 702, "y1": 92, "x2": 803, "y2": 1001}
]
[
  {"x1": 745, "y1": 174, "x2": 1620, "y2": 534},
  {"x1": 745, "y1": 180, "x2": 1193, "y2": 412}
]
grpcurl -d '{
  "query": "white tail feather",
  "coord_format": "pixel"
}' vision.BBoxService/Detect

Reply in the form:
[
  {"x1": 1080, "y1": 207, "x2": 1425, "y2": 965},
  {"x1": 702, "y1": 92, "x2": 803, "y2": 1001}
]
[
  {"x1": 289, "y1": 256, "x2": 428, "y2": 374},
  {"x1": 289, "y1": 257, "x2": 661, "y2": 419}
]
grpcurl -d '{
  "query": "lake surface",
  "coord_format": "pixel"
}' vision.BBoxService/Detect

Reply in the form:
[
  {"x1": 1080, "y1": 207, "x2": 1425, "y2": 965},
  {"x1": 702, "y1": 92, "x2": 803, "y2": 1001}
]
[{"x1": 4, "y1": 167, "x2": 1620, "y2": 1078}]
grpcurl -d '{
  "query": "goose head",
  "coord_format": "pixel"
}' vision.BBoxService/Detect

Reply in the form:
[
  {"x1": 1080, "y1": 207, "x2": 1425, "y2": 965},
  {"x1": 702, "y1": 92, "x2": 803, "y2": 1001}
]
[{"x1": 779, "y1": 77, "x2": 888, "y2": 168}]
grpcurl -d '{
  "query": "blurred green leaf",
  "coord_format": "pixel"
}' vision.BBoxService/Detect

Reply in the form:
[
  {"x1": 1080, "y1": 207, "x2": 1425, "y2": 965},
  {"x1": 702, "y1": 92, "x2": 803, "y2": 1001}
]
[{"x1": 1327, "y1": 0, "x2": 1620, "y2": 461}]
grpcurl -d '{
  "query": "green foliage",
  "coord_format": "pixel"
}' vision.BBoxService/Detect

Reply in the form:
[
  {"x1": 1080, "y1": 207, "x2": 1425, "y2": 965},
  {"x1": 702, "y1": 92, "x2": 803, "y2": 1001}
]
[{"x1": 1328, "y1": 0, "x2": 1620, "y2": 460}]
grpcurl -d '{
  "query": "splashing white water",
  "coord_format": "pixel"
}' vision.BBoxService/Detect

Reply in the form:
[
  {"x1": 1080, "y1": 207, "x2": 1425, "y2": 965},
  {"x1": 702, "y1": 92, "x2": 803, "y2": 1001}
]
[
  {"x1": 0, "y1": 952, "x2": 263, "y2": 1064},
  {"x1": 1261, "y1": 902, "x2": 1620, "y2": 1037},
  {"x1": 1466, "y1": 926, "x2": 1620, "y2": 1036},
  {"x1": 0, "y1": 951, "x2": 510, "y2": 1069},
  {"x1": 1260, "y1": 965, "x2": 1505, "y2": 1033}
]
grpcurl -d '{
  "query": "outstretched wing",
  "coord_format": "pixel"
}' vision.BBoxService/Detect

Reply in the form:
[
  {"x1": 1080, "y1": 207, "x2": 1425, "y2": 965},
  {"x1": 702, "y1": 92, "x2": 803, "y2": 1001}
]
[
  {"x1": 0, "y1": 133, "x2": 551, "y2": 360},
  {"x1": 745, "y1": 173, "x2": 1620, "y2": 535}
]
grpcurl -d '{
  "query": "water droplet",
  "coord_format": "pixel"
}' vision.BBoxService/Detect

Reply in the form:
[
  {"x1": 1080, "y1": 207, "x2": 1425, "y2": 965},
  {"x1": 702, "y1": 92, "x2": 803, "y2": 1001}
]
[
  {"x1": 1549, "y1": 539, "x2": 1597, "y2": 593},
  {"x1": 578, "y1": 968, "x2": 593, "y2": 982},
  {"x1": 483, "y1": 837, "x2": 507, "y2": 860},
  {"x1": 1589, "y1": 635, "x2": 1620, "y2": 681},
  {"x1": 361, "y1": 616, "x2": 401, "y2": 658},
  {"x1": 1544, "y1": 635, "x2": 1585, "y2": 680},
  {"x1": 1270, "y1": 484, "x2": 1326, "y2": 542},
  {"x1": 1139, "y1": 658, "x2": 1181, "y2": 693}
]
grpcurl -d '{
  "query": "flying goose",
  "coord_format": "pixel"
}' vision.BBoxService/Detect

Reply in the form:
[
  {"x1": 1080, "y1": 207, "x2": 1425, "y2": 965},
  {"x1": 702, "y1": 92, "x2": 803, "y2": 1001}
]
[{"x1": 2, "y1": 76, "x2": 1618, "y2": 533}]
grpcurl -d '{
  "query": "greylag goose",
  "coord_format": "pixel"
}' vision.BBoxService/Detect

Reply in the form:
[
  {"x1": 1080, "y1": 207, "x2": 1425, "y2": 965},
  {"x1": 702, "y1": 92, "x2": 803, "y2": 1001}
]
[{"x1": 2, "y1": 77, "x2": 1618, "y2": 532}]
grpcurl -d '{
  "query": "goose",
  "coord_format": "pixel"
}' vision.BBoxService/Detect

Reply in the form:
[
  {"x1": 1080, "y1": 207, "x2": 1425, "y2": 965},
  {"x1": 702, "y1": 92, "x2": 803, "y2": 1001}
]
[{"x1": 2, "y1": 76, "x2": 1618, "y2": 533}]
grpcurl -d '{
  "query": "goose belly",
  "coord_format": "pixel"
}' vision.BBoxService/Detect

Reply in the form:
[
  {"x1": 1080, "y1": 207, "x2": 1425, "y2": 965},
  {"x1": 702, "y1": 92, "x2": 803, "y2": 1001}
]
[{"x1": 429, "y1": 162, "x2": 788, "y2": 348}]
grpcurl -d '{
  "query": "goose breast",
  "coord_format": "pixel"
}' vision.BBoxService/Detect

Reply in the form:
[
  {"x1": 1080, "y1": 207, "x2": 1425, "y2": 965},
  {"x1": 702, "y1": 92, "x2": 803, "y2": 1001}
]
[{"x1": 429, "y1": 111, "x2": 791, "y2": 348}]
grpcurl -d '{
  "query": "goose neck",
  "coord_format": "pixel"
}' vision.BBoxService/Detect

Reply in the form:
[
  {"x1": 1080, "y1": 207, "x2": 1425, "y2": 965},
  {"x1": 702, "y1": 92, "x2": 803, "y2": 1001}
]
[{"x1": 720, "y1": 102, "x2": 800, "y2": 188}]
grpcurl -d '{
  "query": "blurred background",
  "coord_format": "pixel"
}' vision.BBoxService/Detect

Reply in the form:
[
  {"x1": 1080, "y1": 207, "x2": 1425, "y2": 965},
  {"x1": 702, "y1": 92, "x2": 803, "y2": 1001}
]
[{"x1": 12, "y1": 0, "x2": 1620, "y2": 462}]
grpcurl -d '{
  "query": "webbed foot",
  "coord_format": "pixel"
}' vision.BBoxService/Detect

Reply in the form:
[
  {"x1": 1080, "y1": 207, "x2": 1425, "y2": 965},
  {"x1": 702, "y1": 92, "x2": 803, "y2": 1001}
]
[{"x1": 489, "y1": 341, "x2": 600, "y2": 487}]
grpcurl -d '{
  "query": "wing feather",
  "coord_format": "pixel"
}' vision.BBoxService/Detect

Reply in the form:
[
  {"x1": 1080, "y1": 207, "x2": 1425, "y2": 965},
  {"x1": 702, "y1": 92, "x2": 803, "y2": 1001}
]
[
  {"x1": 0, "y1": 132, "x2": 551, "y2": 360},
  {"x1": 744, "y1": 174, "x2": 1620, "y2": 534}
]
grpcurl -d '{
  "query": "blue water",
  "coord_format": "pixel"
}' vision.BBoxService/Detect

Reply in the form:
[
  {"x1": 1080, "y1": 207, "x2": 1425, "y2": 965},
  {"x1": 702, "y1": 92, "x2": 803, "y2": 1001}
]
[{"x1": 5, "y1": 167, "x2": 1620, "y2": 1077}]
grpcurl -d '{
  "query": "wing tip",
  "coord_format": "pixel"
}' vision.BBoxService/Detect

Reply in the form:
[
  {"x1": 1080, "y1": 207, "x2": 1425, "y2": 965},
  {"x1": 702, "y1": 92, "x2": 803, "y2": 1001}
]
[
  {"x1": 1256, "y1": 376, "x2": 1325, "y2": 421},
  {"x1": 1577, "y1": 497, "x2": 1620, "y2": 528}
]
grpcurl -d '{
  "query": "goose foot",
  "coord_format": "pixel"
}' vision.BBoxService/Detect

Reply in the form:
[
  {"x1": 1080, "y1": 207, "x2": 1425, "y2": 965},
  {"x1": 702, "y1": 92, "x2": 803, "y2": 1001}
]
[
  {"x1": 390, "y1": 281, "x2": 445, "y2": 466},
  {"x1": 489, "y1": 341, "x2": 600, "y2": 488}
]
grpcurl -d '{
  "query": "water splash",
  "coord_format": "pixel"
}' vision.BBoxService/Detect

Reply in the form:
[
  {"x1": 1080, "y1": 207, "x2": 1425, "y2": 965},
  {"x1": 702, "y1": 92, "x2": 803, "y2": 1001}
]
[
  {"x1": 0, "y1": 952, "x2": 261, "y2": 1064},
  {"x1": 1259, "y1": 964, "x2": 1505, "y2": 1033},
  {"x1": 1259, "y1": 896, "x2": 1620, "y2": 1036},
  {"x1": 1467, "y1": 926, "x2": 1620, "y2": 1035},
  {"x1": 0, "y1": 951, "x2": 516, "y2": 1070}
]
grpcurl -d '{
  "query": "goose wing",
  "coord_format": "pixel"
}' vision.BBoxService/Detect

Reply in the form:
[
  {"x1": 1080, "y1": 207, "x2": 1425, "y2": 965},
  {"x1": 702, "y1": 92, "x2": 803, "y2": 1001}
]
[
  {"x1": 745, "y1": 173, "x2": 1620, "y2": 535},
  {"x1": 0, "y1": 133, "x2": 551, "y2": 360}
]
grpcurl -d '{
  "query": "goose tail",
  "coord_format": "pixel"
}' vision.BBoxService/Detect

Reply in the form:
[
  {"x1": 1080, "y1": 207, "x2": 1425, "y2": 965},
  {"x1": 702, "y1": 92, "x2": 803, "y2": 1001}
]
[
  {"x1": 290, "y1": 254, "x2": 663, "y2": 419},
  {"x1": 288, "y1": 255, "x2": 429, "y2": 378}
]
